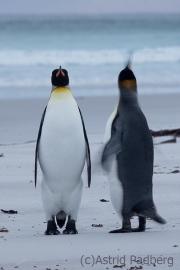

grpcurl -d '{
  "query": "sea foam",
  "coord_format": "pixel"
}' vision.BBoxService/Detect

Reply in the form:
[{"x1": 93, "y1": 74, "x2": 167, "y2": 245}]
[{"x1": 0, "y1": 47, "x2": 180, "y2": 67}]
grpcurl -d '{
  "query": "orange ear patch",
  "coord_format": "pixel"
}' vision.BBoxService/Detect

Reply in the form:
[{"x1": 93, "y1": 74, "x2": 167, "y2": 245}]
[{"x1": 119, "y1": 79, "x2": 136, "y2": 88}]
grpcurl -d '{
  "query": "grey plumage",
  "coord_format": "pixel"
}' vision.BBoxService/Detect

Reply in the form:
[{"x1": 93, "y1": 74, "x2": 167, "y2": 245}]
[{"x1": 102, "y1": 65, "x2": 166, "y2": 233}]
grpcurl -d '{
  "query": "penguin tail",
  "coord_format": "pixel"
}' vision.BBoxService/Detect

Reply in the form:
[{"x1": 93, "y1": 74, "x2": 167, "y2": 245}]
[
  {"x1": 133, "y1": 200, "x2": 166, "y2": 225},
  {"x1": 151, "y1": 212, "x2": 166, "y2": 224},
  {"x1": 56, "y1": 211, "x2": 67, "y2": 228}
]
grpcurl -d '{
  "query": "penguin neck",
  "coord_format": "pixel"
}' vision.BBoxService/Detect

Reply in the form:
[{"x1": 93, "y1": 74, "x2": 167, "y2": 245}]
[
  {"x1": 119, "y1": 87, "x2": 139, "y2": 107},
  {"x1": 50, "y1": 86, "x2": 72, "y2": 100},
  {"x1": 51, "y1": 84, "x2": 71, "y2": 92}
]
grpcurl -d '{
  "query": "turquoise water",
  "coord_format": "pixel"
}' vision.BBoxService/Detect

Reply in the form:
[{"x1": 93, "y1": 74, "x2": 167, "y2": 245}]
[{"x1": 0, "y1": 14, "x2": 180, "y2": 98}]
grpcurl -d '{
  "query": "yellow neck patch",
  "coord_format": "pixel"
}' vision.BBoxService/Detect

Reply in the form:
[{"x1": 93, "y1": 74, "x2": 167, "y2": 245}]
[
  {"x1": 119, "y1": 79, "x2": 136, "y2": 89},
  {"x1": 50, "y1": 86, "x2": 72, "y2": 100}
]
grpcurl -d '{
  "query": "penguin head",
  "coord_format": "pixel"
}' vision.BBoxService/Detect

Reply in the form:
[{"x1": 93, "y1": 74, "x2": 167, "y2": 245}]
[
  {"x1": 51, "y1": 66, "x2": 69, "y2": 87},
  {"x1": 118, "y1": 64, "x2": 137, "y2": 93}
]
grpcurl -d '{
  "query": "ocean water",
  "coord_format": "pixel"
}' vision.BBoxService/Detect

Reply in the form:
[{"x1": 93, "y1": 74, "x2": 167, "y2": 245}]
[{"x1": 0, "y1": 14, "x2": 180, "y2": 99}]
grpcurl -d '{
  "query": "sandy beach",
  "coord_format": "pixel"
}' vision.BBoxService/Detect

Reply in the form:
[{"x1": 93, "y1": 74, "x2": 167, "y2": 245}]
[{"x1": 0, "y1": 93, "x2": 180, "y2": 270}]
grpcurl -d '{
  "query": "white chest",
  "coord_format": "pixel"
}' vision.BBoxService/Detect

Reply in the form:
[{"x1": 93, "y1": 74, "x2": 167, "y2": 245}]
[{"x1": 38, "y1": 87, "x2": 86, "y2": 183}]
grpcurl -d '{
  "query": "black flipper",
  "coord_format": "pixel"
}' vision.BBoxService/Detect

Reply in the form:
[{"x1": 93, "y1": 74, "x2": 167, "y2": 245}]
[
  {"x1": 78, "y1": 107, "x2": 91, "y2": 188},
  {"x1": 34, "y1": 106, "x2": 47, "y2": 188}
]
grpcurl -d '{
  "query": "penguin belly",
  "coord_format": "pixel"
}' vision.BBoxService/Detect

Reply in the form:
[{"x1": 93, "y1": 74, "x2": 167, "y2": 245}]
[
  {"x1": 38, "y1": 88, "x2": 86, "y2": 221},
  {"x1": 103, "y1": 108, "x2": 123, "y2": 219}
]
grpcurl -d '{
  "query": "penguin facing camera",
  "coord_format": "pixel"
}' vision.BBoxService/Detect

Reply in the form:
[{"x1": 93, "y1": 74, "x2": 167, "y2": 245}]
[
  {"x1": 102, "y1": 58, "x2": 166, "y2": 233},
  {"x1": 35, "y1": 66, "x2": 91, "y2": 235}
]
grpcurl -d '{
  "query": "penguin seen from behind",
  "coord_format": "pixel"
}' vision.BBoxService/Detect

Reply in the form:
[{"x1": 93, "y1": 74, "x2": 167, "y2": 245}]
[{"x1": 102, "y1": 60, "x2": 166, "y2": 233}]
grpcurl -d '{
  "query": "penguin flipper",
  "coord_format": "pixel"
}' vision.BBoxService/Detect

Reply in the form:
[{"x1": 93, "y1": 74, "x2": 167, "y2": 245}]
[
  {"x1": 35, "y1": 106, "x2": 47, "y2": 188},
  {"x1": 102, "y1": 114, "x2": 123, "y2": 170},
  {"x1": 78, "y1": 107, "x2": 91, "y2": 188},
  {"x1": 102, "y1": 135, "x2": 122, "y2": 165}
]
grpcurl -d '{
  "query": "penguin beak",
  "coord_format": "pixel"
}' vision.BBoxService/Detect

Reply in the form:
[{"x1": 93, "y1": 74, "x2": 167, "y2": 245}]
[{"x1": 56, "y1": 66, "x2": 65, "y2": 77}]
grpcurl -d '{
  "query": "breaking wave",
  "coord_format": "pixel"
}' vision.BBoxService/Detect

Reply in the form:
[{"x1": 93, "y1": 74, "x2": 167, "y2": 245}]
[{"x1": 0, "y1": 47, "x2": 180, "y2": 66}]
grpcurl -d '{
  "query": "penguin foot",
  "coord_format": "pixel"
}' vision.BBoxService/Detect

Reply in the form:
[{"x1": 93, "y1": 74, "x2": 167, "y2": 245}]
[
  {"x1": 45, "y1": 218, "x2": 60, "y2": 235},
  {"x1": 109, "y1": 218, "x2": 132, "y2": 233},
  {"x1": 45, "y1": 229, "x2": 60, "y2": 235},
  {"x1": 109, "y1": 228, "x2": 132, "y2": 233},
  {"x1": 63, "y1": 218, "x2": 78, "y2": 235},
  {"x1": 63, "y1": 228, "x2": 78, "y2": 235},
  {"x1": 131, "y1": 216, "x2": 146, "y2": 232},
  {"x1": 131, "y1": 227, "x2": 145, "y2": 232},
  {"x1": 109, "y1": 227, "x2": 145, "y2": 233}
]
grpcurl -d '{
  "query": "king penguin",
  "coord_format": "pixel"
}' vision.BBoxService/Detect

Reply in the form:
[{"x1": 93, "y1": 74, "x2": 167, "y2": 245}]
[
  {"x1": 102, "y1": 60, "x2": 166, "y2": 233},
  {"x1": 35, "y1": 66, "x2": 91, "y2": 235}
]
